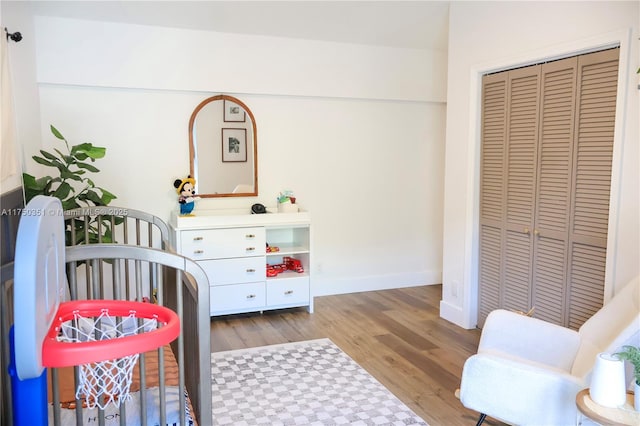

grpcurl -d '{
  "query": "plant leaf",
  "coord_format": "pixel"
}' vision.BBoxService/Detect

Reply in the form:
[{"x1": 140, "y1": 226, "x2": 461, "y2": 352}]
[
  {"x1": 61, "y1": 198, "x2": 80, "y2": 211},
  {"x1": 50, "y1": 125, "x2": 65, "y2": 140},
  {"x1": 22, "y1": 173, "x2": 38, "y2": 189},
  {"x1": 76, "y1": 162, "x2": 100, "y2": 172},
  {"x1": 72, "y1": 143, "x2": 106, "y2": 160},
  {"x1": 52, "y1": 182, "x2": 72, "y2": 199},
  {"x1": 100, "y1": 188, "x2": 117, "y2": 204},
  {"x1": 39, "y1": 150, "x2": 59, "y2": 161},
  {"x1": 84, "y1": 190, "x2": 104, "y2": 205},
  {"x1": 32, "y1": 156, "x2": 56, "y2": 168}
]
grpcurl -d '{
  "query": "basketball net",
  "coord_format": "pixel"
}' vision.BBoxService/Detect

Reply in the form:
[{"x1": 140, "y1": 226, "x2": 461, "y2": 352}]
[{"x1": 58, "y1": 309, "x2": 158, "y2": 410}]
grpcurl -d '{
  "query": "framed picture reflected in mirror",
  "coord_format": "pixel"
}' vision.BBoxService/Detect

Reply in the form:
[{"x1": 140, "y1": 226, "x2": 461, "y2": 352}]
[
  {"x1": 224, "y1": 100, "x2": 246, "y2": 122},
  {"x1": 221, "y1": 128, "x2": 247, "y2": 162}
]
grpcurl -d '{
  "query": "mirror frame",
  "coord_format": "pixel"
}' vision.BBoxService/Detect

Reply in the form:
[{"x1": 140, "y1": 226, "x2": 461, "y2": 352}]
[{"x1": 188, "y1": 94, "x2": 258, "y2": 198}]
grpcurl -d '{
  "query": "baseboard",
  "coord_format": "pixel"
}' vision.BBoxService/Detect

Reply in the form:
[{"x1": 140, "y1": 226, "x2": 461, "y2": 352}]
[
  {"x1": 440, "y1": 299, "x2": 476, "y2": 329},
  {"x1": 312, "y1": 270, "x2": 441, "y2": 297}
]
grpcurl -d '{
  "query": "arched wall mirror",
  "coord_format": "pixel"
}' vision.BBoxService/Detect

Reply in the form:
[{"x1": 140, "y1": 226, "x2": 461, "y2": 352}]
[{"x1": 189, "y1": 95, "x2": 258, "y2": 198}]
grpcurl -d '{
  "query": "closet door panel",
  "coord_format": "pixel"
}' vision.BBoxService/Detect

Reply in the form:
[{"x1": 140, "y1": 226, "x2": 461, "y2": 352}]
[
  {"x1": 503, "y1": 66, "x2": 541, "y2": 312},
  {"x1": 505, "y1": 68, "x2": 540, "y2": 234},
  {"x1": 568, "y1": 243, "x2": 607, "y2": 329},
  {"x1": 479, "y1": 225, "x2": 502, "y2": 324},
  {"x1": 531, "y1": 57, "x2": 577, "y2": 324},
  {"x1": 571, "y1": 50, "x2": 618, "y2": 244},
  {"x1": 532, "y1": 238, "x2": 568, "y2": 324},
  {"x1": 567, "y1": 48, "x2": 619, "y2": 328},
  {"x1": 480, "y1": 77, "x2": 508, "y2": 226},
  {"x1": 503, "y1": 231, "x2": 532, "y2": 311},
  {"x1": 478, "y1": 73, "x2": 508, "y2": 325},
  {"x1": 534, "y1": 57, "x2": 577, "y2": 238}
]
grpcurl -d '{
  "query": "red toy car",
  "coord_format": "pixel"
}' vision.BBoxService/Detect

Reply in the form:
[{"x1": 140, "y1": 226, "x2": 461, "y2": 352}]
[
  {"x1": 266, "y1": 263, "x2": 286, "y2": 277},
  {"x1": 284, "y1": 256, "x2": 304, "y2": 273},
  {"x1": 266, "y1": 257, "x2": 304, "y2": 277}
]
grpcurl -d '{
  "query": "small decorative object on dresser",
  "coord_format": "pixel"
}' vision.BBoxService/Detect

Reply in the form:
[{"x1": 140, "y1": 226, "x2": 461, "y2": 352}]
[
  {"x1": 171, "y1": 207, "x2": 312, "y2": 316},
  {"x1": 173, "y1": 175, "x2": 201, "y2": 215},
  {"x1": 615, "y1": 345, "x2": 640, "y2": 411},
  {"x1": 277, "y1": 190, "x2": 299, "y2": 213}
]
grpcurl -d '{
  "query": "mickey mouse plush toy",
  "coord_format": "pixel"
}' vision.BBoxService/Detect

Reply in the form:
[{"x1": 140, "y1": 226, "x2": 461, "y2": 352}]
[{"x1": 173, "y1": 175, "x2": 201, "y2": 215}]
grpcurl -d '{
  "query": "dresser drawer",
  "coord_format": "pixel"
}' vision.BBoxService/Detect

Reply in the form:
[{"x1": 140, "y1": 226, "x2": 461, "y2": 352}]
[
  {"x1": 210, "y1": 282, "x2": 266, "y2": 315},
  {"x1": 180, "y1": 227, "x2": 265, "y2": 259},
  {"x1": 199, "y1": 258, "x2": 266, "y2": 286},
  {"x1": 266, "y1": 276, "x2": 309, "y2": 307}
]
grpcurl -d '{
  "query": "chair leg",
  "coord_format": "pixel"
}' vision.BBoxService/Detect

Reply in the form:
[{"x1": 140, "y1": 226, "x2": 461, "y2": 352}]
[{"x1": 476, "y1": 413, "x2": 487, "y2": 426}]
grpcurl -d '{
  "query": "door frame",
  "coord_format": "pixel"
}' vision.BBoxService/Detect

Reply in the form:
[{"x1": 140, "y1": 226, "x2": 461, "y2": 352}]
[{"x1": 464, "y1": 29, "x2": 632, "y2": 328}]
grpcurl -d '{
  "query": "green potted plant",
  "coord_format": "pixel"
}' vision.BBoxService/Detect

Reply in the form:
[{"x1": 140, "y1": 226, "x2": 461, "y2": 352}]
[
  {"x1": 615, "y1": 345, "x2": 640, "y2": 411},
  {"x1": 22, "y1": 125, "x2": 118, "y2": 245}
]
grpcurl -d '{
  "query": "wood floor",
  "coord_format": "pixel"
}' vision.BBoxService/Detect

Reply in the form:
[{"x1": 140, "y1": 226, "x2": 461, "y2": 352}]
[{"x1": 209, "y1": 285, "x2": 505, "y2": 426}]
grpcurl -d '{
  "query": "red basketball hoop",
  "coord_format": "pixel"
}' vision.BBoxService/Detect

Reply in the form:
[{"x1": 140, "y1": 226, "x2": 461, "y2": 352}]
[{"x1": 42, "y1": 300, "x2": 180, "y2": 409}]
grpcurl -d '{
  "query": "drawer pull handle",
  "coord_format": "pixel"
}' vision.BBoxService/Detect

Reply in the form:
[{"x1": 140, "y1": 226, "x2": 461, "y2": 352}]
[
  {"x1": 246, "y1": 247, "x2": 255, "y2": 252},
  {"x1": 246, "y1": 268, "x2": 256, "y2": 273},
  {"x1": 247, "y1": 294, "x2": 256, "y2": 299},
  {"x1": 246, "y1": 234, "x2": 255, "y2": 238},
  {"x1": 194, "y1": 250, "x2": 204, "y2": 254},
  {"x1": 284, "y1": 290, "x2": 294, "y2": 295},
  {"x1": 193, "y1": 236, "x2": 204, "y2": 241}
]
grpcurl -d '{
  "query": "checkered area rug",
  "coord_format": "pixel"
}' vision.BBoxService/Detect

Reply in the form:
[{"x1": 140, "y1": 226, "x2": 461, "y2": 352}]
[{"x1": 211, "y1": 338, "x2": 428, "y2": 425}]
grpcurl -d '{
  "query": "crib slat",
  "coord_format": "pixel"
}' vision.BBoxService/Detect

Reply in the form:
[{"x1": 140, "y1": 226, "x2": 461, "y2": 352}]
[
  {"x1": 73, "y1": 365, "x2": 82, "y2": 426},
  {"x1": 139, "y1": 351, "x2": 148, "y2": 425},
  {"x1": 177, "y1": 269, "x2": 187, "y2": 426},
  {"x1": 159, "y1": 345, "x2": 167, "y2": 426}
]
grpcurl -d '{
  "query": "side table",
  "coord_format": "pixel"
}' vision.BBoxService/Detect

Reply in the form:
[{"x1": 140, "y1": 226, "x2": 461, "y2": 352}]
[{"x1": 575, "y1": 389, "x2": 639, "y2": 425}]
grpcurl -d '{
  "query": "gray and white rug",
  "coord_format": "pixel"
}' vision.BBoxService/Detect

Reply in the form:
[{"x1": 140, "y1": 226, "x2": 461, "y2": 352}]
[{"x1": 211, "y1": 338, "x2": 428, "y2": 425}]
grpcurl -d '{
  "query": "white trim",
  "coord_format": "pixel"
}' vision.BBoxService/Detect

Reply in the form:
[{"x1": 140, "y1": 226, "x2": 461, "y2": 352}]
[
  {"x1": 313, "y1": 270, "x2": 441, "y2": 297},
  {"x1": 603, "y1": 29, "x2": 631, "y2": 302},
  {"x1": 440, "y1": 299, "x2": 466, "y2": 327},
  {"x1": 464, "y1": 28, "x2": 631, "y2": 328}
]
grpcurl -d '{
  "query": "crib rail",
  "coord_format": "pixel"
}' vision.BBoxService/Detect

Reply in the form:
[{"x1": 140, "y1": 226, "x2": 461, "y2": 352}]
[
  {"x1": 64, "y1": 206, "x2": 170, "y2": 249},
  {"x1": 162, "y1": 248, "x2": 212, "y2": 423}
]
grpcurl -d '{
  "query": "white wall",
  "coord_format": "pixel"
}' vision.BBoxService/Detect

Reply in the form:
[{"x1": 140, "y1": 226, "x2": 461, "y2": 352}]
[
  {"x1": 442, "y1": 1, "x2": 640, "y2": 328},
  {"x1": 0, "y1": 1, "x2": 40, "y2": 193},
  {"x1": 2, "y1": 11, "x2": 447, "y2": 297}
]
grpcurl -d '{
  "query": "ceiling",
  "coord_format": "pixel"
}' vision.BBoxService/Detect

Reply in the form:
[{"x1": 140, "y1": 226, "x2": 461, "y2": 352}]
[{"x1": 21, "y1": 0, "x2": 450, "y2": 50}]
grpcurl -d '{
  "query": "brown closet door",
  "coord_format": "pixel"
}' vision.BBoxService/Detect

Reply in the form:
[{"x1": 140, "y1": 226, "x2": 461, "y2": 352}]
[
  {"x1": 503, "y1": 66, "x2": 541, "y2": 313},
  {"x1": 478, "y1": 65, "x2": 542, "y2": 325},
  {"x1": 478, "y1": 72, "x2": 508, "y2": 324},
  {"x1": 478, "y1": 48, "x2": 619, "y2": 329},
  {"x1": 531, "y1": 56, "x2": 578, "y2": 325},
  {"x1": 567, "y1": 48, "x2": 619, "y2": 329}
]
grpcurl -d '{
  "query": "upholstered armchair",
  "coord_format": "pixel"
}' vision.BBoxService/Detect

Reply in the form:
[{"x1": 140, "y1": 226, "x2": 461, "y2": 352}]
[{"x1": 459, "y1": 277, "x2": 640, "y2": 426}]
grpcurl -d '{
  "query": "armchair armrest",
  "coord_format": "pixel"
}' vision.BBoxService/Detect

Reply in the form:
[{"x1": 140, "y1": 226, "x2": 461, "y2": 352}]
[
  {"x1": 460, "y1": 353, "x2": 586, "y2": 426},
  {"x1": 479, "y1": 309, "x2": 580, "y2": 370}
]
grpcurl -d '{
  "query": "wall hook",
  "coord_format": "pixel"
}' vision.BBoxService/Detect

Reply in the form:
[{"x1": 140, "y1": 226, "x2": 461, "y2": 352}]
[{"x1": 4, "y1": 28, "x2": 23, "y2": 42}]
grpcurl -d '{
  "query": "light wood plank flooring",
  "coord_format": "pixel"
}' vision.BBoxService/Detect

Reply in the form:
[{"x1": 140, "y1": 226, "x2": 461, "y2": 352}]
[{"x1": 210, "y1": 285, "x2": 505, "y2": 426}]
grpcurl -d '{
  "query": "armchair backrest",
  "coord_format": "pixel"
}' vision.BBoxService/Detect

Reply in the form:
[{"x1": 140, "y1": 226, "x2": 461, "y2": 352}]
[{"x1": 572, "y1": 276, "x2": 640, "y2": 378}]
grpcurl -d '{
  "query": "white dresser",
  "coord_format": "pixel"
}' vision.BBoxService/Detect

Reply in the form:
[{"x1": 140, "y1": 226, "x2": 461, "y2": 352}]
[{"x1": 170, "y1": 208, "x2": 312, "y2": 316}]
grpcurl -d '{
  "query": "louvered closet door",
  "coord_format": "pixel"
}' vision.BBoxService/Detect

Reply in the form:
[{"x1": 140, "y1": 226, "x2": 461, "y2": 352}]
[
  {"x1": 478, "y1": 65, "x2": 542, "y2": 324},
  {"x1": 478, "y1": 72, "x2": 508, "y2": 323},
  {"x1": 531, "y1": 56, "x2": 578, "y2": 325},
  {"x1": 502, "y1": 66, "x2": 541, "y2": 313},
  {"x1": 566, "y1": 48, "x2": 619, "y2": 329},
  {"x1": 478, "y1": 48, "x2": 619, "y2": 329}
]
